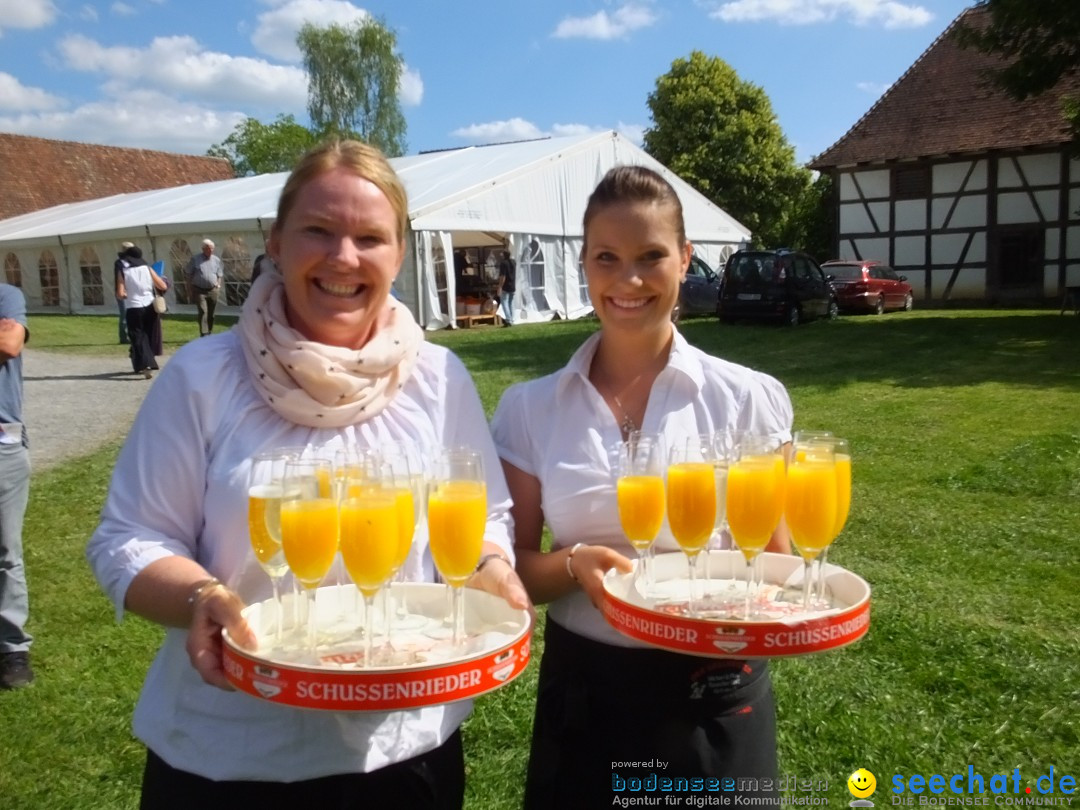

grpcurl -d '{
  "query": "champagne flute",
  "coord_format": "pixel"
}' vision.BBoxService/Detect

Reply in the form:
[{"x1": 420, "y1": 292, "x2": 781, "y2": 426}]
[
  {"x1": 814, "y1": 436, "x2": 851, "y2": 607},
  {"x1": 428, "y1": 448, "x2": 486, "y2": 648},
  {"x1": 247, "y1": 450, "x2": 293, "y2": 646},
  {"x1": 667, "y1": 437, "x2": 717, "y2": 616},
  {"x1": 338, "y1": 464, "x2": 398, "y2": 667},
  {"x1": 616, "y1": 432, "x2": 665, "y2": 597},
  {"x1": 726, "y1": 434, "x2": 786, "y2": 619},
  {"x1": 280, "y1": 458, "x2": 339, "y2": 662},
  {"x1": 784, "y1": 441, "x2": 837, "y2": 610}
]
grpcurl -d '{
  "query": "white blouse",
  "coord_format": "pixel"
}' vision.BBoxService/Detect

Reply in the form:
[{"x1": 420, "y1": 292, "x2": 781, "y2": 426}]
[
  {"x1": 491, "y1": 327, "x2": 792, "y2": 647},
  {"x1": 87, "y1": 330, "x2": 515, "y2": 781}
]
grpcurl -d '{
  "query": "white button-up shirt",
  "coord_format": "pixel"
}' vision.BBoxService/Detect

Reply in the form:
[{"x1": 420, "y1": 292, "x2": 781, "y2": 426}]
[{"x1": 491, "y1": 328, "x2": 792, "y2": 647}]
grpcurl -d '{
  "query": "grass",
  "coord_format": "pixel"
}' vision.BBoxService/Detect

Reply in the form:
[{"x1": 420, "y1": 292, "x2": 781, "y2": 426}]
[{"x1": 3, "y1": 309, "x2": 1079, "y2": 808}]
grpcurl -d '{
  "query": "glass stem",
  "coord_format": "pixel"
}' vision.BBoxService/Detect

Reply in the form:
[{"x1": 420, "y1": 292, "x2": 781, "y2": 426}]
[
  {"x1": 687, "y1": 552, "x2": 702, "y2": 617},
  {"x1": 743, "y1": 556, "x2": 755, "y2": 620},
  {"x1": 270, "y1": 576, "x2": 282, "y2": 645},
  {"x1": 305, "y1": 588, "x2": 318, "y2": 662},
  {"x1": 816, "y1": 547, "x2": 830, "y2": 606},
  {"x1": 451, "y1": 585, "x2": 466, "y2": 647},
  {"x1": 363, "y1": 594, "x2": 376, "y2": 668}
]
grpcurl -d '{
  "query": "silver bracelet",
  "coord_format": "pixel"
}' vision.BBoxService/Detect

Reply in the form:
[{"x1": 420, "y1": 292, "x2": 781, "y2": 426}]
[
  {"x1": 187, "y1": 577, "x2": 222, "y2": 606},
  {"x1": 565, "y1": 543, "x2": 584, "y2": 582}
]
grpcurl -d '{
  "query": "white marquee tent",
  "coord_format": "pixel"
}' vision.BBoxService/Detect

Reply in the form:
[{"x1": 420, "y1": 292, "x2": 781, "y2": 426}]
[{"x1": 0, "y1": 131, "x2": 750, "y2": 328}]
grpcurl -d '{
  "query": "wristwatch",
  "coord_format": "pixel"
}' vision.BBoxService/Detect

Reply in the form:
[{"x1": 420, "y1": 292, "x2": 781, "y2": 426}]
[{"x1": 475, "y1": 553, "x2": 511, "y2": 573}]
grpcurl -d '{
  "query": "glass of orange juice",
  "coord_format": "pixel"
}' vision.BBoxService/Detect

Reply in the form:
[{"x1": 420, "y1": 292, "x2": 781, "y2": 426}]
[
  {"x1": 616, "y1": 432, "x2": 665, "y2": 597},
  {"x1": 785, "y1": 441, "x2": 837, "y2": 610},
  {"x1": 727, "y1": 434, "x2": 786, "y2": 619},
  {"x1": 281, "y1": 457, "x2": 339, "y2": 662},
  {"x1": 667, "y1": 437, "x2": 717, "y2": 616},
  {"x1": 428, "y1": 448, "x2": 486, "y2": 648},
  {"x1": 338, "y1": 463, "x2": 398, "y2": 667},
  {"x1": 247, "y1": 449, "x2": 299, "y2": 646},
  {"x1": 795, "y1": 434, "x2": 850, "y2": 608}
]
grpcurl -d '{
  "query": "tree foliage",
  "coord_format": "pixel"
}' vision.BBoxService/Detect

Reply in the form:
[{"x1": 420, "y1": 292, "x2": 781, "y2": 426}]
[
  {"x1": 207, "y1": 114, "x2": 318, "y2": 177},
  {"x1": 953, "y1": 0, "x2": 1080, "y2": 150},
  {"x1": 643, "y1": 51, "x2": 813, "y2": 248},
  {"x1": 298, "y1": 17, "x2": 407, "y2": 157}
]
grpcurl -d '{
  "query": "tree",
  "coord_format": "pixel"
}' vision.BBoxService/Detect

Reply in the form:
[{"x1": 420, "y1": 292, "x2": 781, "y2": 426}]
[
  {"x1": 297, "y1": 17, "x2": 407, "y2": 156},
  {"x1": 207, "y1": 114, "x2": 318, "y2": 176},
  {"x1": 644, "y1": 51, "x2": 813, "y2": 248},
  {"x1": 953, "y1": 0, "x2": 1080, "y2": 151}
]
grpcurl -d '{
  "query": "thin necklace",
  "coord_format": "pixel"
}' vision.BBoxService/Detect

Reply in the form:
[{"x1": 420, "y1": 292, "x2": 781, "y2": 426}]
[{"x1": 611, "y1": 393, "x2": 637, "y2": 438}]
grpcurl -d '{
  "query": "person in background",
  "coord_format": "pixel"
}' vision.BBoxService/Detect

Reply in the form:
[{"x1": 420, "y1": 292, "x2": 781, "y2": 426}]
[
  {"x1": 114, "y1": 242, "x2": 134, "y2": 345},
  {"x1": 491, "y1": 165, "x2": 793, "y2": 808},
  {"x1": 496, "y1": 249, "x2": 516, "y2": 327},
  {"x1": 0, "y1": 284, "x2": 31, "y2": 689},
  {"x1": 87, "y1": 139, "x2": 527, "y2": 808},
  {"x1": 185, "y1": 239, "x2": 224, "y2": 336},
  {"x1": 250, "y1": 252, "x2": 275, "y2": 286},
  {"x1": 116, "y1": 246, "x2": 167, "y2": 379}
]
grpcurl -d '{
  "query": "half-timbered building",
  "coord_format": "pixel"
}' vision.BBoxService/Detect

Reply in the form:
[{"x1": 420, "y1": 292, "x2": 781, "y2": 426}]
[{"x1": 809, "y1": 6, "x2": 1080, "y2": 305}]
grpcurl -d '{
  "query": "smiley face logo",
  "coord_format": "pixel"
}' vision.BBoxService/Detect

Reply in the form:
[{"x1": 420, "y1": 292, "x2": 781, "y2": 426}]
[{"x1": 848, "y1": 769, "x2": 877, "y2": 799}]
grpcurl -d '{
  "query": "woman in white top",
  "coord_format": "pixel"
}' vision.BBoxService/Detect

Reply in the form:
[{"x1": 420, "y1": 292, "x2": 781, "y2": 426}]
[
  {"x1": 116, "y1": 245, "x2": 166, "y2": 379},
  {"x1": 491, "y1": 166, "x2": 794, "y2": 808},
  {"x1": 87, "y1": 140, "x2": 527, "y2": 809}
]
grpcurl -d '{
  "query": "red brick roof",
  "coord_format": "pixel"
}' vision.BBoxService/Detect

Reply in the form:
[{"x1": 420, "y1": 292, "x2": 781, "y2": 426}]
[
  {"x1": 0, "y1": 133, "x2": 235, "y2": 221},
  {"x1": 809, "y1": 6, "x2": 1080, "y2": 169}
]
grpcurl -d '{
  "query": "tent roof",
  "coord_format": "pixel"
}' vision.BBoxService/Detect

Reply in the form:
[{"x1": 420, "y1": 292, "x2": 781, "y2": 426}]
[{"x1": 0, "y1": 131, "x2": 750, "y2": 248}]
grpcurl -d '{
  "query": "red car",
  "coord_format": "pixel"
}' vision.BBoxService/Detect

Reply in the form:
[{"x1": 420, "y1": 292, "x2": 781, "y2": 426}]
[{"x1": 821, "y1": 260, "x2": 914, "y2": 315}]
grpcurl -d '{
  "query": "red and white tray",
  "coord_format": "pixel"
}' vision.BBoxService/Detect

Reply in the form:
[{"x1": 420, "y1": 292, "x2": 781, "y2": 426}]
[
  {"x1": 602, "y1": 550, "x2": 870, "y2": 658},
  {"x1": 223, "y1": 582, "x2": 532, "y2": 711}
]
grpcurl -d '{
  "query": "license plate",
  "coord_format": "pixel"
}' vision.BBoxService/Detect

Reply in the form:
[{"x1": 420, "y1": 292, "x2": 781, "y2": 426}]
[{"x1": 737, "y1": 293, "x2": 761, "y2": 301}]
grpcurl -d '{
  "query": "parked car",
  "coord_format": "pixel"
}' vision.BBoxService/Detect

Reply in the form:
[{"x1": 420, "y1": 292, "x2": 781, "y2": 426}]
[
  {"x1": 717, "y1": 248, "x2": 838, "y2": 326},
  {"x1": 821, "y1": 260, "x2": 914, "y2": 314},
  {"x1": 678, "y1": 254, "x2": 722, "y2": 316}
]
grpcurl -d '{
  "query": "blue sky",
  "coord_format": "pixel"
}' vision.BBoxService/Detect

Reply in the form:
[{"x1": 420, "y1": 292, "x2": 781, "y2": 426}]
[{"x1": 0, "y1": 0, "x2": 974, "y2": 164}]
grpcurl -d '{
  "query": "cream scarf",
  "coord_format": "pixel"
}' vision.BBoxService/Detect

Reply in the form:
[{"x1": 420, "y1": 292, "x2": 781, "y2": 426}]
[{"x1": 238, "y1": 272, "x2": 424, "y2": 428}]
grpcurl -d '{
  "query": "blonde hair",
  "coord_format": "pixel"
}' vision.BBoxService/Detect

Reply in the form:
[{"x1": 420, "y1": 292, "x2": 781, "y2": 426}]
[{"x1": 276, "y1": 140, "x2": 409, "y2": 243}]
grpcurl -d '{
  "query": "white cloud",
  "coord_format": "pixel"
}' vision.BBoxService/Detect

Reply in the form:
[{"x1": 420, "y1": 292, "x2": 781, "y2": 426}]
[
  {"x1": 0, "y1": 72, "x2": 65, "y2": 112},
  {"x1": 251, "y1": 0, "x2": 370, "y2": 62},
  {"x1": 451, "y1": 119, "x2": 639, "y2": 145},
  {"x1": 708, "y1": 0, "x2": 932, "y2": 28},
  {"x1": 856, "y1": 80, "x2": 891, "y2": 95},
  {"x1": 615, "y1": 121, "x2": 645, "y2": 145},
  {"x1": 553, "y1": 3, "x2": 658, "y2": 40},
  {"x1": 111, "y1": 2, "x2": 136, "y2": 16},
  {"x1": 0, "y1": 91, "x2": 247, "y2": 154},
  {"x1": 0, "y1": 0, "x2": 58, "y2": 35},
  {"x1": 399, "y1": 65, "x2": 423, "y2": 107},
  {"x1": 57, "y1": 33, "x2": 308, "y2": 110},
  {"x1": 80, "y1": 4, "x2": 99, "y2": 22}
]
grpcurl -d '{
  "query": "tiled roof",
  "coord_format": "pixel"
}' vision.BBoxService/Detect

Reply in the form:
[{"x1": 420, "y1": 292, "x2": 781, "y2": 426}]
[
  {"x1": 0, "y1": 133, "x2": 235, "y2": 221},
  {"x1": 809, "y1": 6, "x2": 1080, "y2": 169}
]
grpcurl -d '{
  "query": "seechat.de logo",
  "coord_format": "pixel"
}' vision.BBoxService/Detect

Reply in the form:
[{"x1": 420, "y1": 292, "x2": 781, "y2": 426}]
[{"x1": 850, "y1": 769, "x2": 878, "y2": 808}]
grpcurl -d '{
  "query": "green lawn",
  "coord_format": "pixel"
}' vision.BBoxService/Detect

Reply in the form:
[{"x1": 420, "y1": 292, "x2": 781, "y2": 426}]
[{"x1": 3, "y1": 310, "x2": 1079, "y2": 808}]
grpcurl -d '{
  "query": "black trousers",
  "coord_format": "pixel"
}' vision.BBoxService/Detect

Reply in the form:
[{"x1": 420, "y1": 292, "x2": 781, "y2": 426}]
[
  {"x1": 523, "y1": 619, "x2": 779, "y2": 810},
  {"x1": 141, "y1": 729, "x2": 465, "y2": 810},
  {"x1": 125, "y1": 305, "x2": 159, "y2": 373}
]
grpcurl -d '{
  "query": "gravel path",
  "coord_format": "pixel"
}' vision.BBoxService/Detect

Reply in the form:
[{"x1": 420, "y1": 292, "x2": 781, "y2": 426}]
[{"x1": 21, "y1": 348, "x2": 168, "y2": 472}]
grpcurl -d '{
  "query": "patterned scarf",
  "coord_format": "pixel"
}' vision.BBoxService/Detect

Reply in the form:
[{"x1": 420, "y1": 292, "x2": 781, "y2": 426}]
[{"x1": 238, "y1": 272, "x2": 424, "y2": 428}]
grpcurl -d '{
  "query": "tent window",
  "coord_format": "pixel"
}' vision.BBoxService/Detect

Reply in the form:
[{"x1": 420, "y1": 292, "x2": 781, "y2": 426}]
[
  {"x1": 170, "y1": 239, "x2": 194, "y2": 305},
  {"x1": 4, "y1": 254, "x2": 21, "y2": 288},
  {"x1": 39, "y1": 250, "x2": 60, "y2": 307},
  {"x1": 523, "y1": 240, "x2": 548, "y2": 312},
  {"x1": 433, "y1": 246, "x2": 449, "y2": 317},
  {"x1": 578, "y1": 257, "x2": 590, "y2": 309},
  {"x1": 221, "y1": 237, "x2": 251, "y2": 306},
  {"x1": 80, "y1": 247, "x2": 104, "y2": 306}
]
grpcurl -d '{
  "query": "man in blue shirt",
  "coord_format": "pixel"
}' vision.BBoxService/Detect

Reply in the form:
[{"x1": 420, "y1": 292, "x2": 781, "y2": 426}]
[
  {"x1": 0, "y1": 284, "x2": 31, "y2": 689},
  {"x1": 185, "y1": 239, "x2": 225, "y2": 337}
]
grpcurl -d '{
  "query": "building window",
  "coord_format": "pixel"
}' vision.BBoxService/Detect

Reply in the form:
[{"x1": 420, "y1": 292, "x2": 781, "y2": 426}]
[
  {"x1": 997, "y1": 226, "x2": 1044, "y2": 288},
  {"x1": 39, "y1": 250, "x2": 60, "y2": 307},
  {"x1": 523, "y1": 239, "x2": 548, "y2": 312},
  {"x1": 170, "y1": 239, "x2": 193, "y2": 305},
  {"x1": 79, "y1": 247, "x2": 104, "y2": 306},
  {"x1": 893, "y1": 166, "x2": 929, "y2": 199},
  {"x1": 4, "y1": 254, "x2": 21, "y2": 288},
  {"x1": 221, "y1": 237, "x2": 251, "y2": 306}
]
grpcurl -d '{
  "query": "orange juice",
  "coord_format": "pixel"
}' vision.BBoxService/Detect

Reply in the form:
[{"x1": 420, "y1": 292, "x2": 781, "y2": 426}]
[
  {"x1": 617, "y1": 475, "x2": 665, "y2": 549},
  {"x1": 247, "y1": 484, "x2": 284, "y2": 569},
  {"x1": 726, "y1": 455, "x2": 786, "y2": 560},
  {"x1": 428, "y1": 480, "x2": 486, "y2": 585},
  {"x1": 393, "y1": 487, "x2": 415, "y2": 569},
  {"x1": 833, "y1": 454, "x2": 851, "y2": 538},
  {"x1": 785, "y1": 458, "x2": 837, "y2": 560},
  {"x1": 666, "y1": 462, "x2": 716, "y2": 555},
  {"x1": 339, "y1": 493, "x2": 398, "y2": 598},
  {"x1": 280, "y1": 498, "x2": 339, "y2": 587}
]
